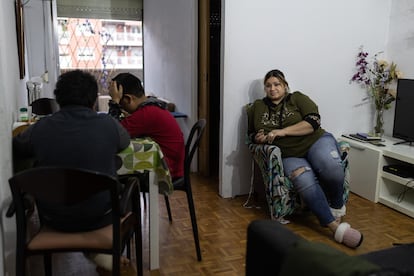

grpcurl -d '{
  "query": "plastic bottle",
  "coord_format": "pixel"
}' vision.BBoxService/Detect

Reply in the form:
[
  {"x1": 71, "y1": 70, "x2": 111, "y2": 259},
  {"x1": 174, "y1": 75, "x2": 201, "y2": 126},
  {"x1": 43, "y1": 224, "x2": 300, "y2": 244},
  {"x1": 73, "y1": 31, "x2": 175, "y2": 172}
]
[{"x1": 19, "y1": 107, "x2": 29, "y2": 122}]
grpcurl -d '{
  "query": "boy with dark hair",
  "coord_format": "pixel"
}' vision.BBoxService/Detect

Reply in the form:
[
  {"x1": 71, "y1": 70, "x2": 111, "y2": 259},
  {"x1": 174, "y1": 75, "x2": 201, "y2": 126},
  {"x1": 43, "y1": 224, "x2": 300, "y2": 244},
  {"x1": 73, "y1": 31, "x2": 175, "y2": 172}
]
[
  {"x1": 15, "y1": 70, "x2": 130, "y2": 181},
  {"x1": 108, "y1": 72, "x2": 185, "y2": 180},
  {"x1": 13, "y1": 70, "x2": 131, "y2": 273}
]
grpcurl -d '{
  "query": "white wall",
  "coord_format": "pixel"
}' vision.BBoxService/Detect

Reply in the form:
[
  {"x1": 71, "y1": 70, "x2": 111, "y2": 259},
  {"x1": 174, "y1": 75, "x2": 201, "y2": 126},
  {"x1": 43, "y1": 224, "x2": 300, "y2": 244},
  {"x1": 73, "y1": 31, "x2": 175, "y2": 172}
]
[
  {"x1": 388, "y1": 1, "x2": 414, "y2": 79},
  {"x1": 385, "y1": 1, "x2": 414, "y2": 134},
  {"x1": 143, "y1": 0, "x2": 198, "y2": 136},
  {"x1": 220, "y1": 0, "x2": 394, "y2": 197},
  {"x1": 0, "y1": 0, "x2": 26, "y2": 274}
]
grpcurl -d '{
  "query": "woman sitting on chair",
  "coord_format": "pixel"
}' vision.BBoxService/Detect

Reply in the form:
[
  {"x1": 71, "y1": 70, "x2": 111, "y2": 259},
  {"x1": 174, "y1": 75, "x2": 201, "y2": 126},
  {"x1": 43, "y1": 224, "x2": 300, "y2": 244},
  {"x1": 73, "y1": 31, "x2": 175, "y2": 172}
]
[{"x1": 247, "y1": 69, "x2": 363, "y2": 248}]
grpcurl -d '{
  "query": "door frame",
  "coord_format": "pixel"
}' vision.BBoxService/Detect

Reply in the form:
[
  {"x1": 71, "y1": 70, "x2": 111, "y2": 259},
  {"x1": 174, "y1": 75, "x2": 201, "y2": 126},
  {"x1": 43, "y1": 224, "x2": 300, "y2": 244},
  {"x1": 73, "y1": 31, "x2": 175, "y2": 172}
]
[{"x1": 198, "y1": 0, "x2": 210, "y2": 176}]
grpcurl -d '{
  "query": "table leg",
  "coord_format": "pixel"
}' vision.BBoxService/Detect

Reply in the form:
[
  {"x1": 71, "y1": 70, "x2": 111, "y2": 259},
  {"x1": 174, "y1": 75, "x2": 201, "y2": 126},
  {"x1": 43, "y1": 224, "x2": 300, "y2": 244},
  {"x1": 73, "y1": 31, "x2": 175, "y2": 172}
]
[{"x1": 148, "y1": 172, "x2": 159, "y2": 270}]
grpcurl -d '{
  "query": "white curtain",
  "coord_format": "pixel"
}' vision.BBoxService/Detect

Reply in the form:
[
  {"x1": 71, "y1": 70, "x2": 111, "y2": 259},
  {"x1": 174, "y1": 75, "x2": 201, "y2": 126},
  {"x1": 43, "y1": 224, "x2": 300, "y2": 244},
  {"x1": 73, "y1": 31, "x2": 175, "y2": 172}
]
[{"x1": 24, "y1": 0, "x2": 59, "y2": 99}]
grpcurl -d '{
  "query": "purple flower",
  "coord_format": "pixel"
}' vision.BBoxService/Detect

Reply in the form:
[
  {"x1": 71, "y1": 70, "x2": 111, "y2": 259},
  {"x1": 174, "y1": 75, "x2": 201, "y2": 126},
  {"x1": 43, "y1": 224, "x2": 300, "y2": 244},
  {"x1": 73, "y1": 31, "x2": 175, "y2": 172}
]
[{"x1": 350, "y1": 46, "x2": 401, "y2": 110}]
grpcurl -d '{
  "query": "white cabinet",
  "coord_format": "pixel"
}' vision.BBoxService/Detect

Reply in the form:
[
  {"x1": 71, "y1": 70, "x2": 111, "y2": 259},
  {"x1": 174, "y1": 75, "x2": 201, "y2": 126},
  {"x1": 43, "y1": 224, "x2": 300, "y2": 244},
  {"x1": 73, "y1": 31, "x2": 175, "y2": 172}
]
[{"x1": 339, "y1": 136, "x2": 414, "y2": 218}]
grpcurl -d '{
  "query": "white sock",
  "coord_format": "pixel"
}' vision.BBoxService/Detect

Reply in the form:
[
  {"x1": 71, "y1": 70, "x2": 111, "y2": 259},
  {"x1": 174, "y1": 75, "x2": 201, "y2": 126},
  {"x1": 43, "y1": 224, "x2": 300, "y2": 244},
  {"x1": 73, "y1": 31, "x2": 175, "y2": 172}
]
[
  {"x1": 86, "y1": 253, "x2": 113, "y2": 271},
  {"x1": 330, "y1": 205, "x2": 346, "y2": 218}
]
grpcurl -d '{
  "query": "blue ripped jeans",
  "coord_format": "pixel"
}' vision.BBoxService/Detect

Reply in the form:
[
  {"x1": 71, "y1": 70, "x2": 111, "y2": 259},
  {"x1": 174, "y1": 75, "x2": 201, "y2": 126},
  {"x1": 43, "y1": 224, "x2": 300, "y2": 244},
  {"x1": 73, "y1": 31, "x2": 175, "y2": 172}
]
[{"x1": 282, "y1": 132, "x2": 344, "y2": 226}]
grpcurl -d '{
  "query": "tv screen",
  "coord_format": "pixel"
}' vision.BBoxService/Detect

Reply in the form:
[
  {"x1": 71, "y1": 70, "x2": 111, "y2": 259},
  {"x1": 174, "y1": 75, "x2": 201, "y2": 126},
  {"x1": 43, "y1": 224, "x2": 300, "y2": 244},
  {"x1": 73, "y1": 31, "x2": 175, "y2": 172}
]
[{"x1": 393, "y1": 78, "x2": 414, "y2": 144}]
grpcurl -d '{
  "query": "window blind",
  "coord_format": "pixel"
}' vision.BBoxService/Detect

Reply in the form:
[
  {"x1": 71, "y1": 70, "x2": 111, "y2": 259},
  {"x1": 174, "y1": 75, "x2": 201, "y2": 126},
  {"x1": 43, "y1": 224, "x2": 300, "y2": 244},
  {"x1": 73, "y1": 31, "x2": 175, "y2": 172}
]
[{"x1": 56, "y1": 0, "x2": 142, "y2": 21}]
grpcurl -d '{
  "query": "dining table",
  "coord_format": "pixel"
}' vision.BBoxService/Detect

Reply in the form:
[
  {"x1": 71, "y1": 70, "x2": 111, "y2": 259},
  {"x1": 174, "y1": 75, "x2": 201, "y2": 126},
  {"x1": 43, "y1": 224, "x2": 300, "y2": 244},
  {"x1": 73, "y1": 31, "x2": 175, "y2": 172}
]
[{"x1": 116, "y1": 137, "x2": 173, "y2": 271}]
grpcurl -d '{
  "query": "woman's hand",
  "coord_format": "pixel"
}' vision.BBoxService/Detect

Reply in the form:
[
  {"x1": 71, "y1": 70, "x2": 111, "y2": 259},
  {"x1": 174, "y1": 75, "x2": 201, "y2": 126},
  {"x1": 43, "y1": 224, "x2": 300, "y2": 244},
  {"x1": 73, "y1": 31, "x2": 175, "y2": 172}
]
[
  {"x1": 266, "y1": 129, "x2": 286, "y2": 143},
  {"x1": 255, "y1": 129, "x2": 289, "y2": 144},
  {"x1": 109, "y1": 81, "x2": 123, "y2": 104},
  {"x1": 254, "y1": 129, "x2": 267, "y2": 144}
]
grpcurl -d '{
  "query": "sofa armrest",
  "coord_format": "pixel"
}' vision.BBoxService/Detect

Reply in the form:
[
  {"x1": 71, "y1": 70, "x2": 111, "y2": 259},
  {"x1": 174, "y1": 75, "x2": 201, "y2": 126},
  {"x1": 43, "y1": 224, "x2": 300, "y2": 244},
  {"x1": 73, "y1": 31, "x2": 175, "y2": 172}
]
[
  {"x1": 245, "y1": 220, "x2": 302, "y2": 276},
  {"x1": 246, "y1": 220, "x2": 390, "y2": 276},
  {"x1": 359, "y1": 243, "x2": 414, "y2": 275}
]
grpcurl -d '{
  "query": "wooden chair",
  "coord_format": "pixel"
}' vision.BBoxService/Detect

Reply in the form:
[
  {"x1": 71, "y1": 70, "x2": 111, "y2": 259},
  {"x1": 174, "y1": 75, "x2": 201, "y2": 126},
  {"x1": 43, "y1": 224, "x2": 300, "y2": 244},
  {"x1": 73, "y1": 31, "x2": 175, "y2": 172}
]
[{"x1": 8, "y1": 167, "x2": 143, "y2": 276}]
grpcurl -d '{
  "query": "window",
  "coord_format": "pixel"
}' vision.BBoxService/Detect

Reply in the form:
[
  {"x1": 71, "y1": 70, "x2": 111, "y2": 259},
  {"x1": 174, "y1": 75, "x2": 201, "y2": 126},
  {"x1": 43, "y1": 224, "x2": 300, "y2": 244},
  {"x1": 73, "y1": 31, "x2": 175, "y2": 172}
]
[{"x1": 56, "y1": 0, "x2": 143, "y2": 95}]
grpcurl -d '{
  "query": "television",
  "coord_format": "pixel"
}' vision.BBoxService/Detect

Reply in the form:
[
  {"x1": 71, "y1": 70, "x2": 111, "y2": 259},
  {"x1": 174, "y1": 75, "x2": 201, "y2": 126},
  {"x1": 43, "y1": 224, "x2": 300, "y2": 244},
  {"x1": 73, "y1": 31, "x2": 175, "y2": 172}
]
[{"x1": 392, "y1": 78, "x2": 414, "y2": 145}]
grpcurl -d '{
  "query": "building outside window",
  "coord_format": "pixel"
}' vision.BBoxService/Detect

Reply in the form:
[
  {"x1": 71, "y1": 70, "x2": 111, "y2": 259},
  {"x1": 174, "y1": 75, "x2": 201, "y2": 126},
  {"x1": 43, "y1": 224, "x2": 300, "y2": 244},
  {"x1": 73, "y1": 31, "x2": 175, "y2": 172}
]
[{"x1": 56, "y1": 17, "x2": 143, "y2": 95}]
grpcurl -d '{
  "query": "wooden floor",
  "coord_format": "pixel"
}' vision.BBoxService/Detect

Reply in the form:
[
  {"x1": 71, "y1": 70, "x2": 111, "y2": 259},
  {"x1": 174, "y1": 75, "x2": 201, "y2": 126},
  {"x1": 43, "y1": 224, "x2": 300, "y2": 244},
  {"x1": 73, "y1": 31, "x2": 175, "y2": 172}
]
[{"x1": 137, "y1": 173, "x2": 414, "y2": 276}]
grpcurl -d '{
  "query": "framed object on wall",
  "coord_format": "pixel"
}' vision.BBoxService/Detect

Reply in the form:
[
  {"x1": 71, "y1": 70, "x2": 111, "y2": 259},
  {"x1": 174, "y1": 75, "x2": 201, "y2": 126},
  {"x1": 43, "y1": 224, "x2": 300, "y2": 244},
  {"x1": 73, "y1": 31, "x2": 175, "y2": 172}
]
[{"x1": 15, "y1": 0, "x2": 25, "y2": 79}]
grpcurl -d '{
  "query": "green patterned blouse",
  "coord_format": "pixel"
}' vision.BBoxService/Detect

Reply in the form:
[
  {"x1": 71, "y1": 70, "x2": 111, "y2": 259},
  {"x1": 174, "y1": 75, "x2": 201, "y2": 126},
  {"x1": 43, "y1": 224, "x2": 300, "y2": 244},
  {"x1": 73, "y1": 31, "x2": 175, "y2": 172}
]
[{"x1": 247, "y1": 91, "x2": 325, "y2": 157}]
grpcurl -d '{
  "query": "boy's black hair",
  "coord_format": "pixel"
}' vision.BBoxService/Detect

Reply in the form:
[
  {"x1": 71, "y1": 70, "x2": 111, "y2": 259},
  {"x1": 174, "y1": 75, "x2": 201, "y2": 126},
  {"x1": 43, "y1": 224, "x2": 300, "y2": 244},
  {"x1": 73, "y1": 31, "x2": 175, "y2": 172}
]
[
  {"x1": 112, "y1": 73, "x2": 145, "y2": 97},
  {"x1": 54, "y1": 70, "x2": 98, "y2": 108}
]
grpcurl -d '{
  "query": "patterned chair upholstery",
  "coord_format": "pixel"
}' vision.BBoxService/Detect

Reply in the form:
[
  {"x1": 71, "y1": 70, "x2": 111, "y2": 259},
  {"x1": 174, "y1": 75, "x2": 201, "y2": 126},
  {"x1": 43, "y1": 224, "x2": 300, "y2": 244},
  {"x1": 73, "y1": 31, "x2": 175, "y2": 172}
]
[{"x1": 245, "y1": 104, "x2": 350, "y2": 222}]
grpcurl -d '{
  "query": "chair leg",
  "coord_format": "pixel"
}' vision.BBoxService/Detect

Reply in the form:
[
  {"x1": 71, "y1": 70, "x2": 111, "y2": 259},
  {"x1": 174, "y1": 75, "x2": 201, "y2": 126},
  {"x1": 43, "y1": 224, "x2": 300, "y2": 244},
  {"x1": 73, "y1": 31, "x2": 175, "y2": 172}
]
[
  {"x1": 112, "y1": 251, "x2": 121, "y2": 276},
  {"x1": 142, "y1": 172, "x2": 149, "y2": 209},
  {"x1": 126, "y1": 238, "x2": 131, "y2": 258},
  {"x1": 15, "y1": 253, "x2": 25, "y2": 276},
  {"x1": 185, "y1": 189, "x2": 202, "y2": 261},
  {"x1": 135, "y1": 226, "x2": 143, "y2": 276},
  {"x1": 133, "y1": 181, "x2": 144, "y2": 276},
  {"x1": 164, "y1": 195, "x2": 173, "y2": 222},
  {"x1": 44, "y1": 253, "x2": 52, "y2": 276},
  {"x1": 142, "y1": 192, "x2": 147, "y2": 209}
]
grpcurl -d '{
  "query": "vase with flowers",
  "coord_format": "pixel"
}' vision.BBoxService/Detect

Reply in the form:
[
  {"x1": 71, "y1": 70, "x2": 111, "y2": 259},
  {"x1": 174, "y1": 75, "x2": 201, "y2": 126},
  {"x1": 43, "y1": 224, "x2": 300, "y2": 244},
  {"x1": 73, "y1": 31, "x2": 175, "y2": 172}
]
[{"x1": 350, "y1": 46, "x2": 402, "y2": 137}]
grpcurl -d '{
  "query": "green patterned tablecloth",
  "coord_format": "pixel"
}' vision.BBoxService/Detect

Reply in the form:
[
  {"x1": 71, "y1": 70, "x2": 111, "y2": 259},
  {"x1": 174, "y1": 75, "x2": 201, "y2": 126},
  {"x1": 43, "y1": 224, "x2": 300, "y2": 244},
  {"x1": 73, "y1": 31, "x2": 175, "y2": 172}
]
[{"x1": 116, "y1": 138, "x2": 173, "y2": 195}]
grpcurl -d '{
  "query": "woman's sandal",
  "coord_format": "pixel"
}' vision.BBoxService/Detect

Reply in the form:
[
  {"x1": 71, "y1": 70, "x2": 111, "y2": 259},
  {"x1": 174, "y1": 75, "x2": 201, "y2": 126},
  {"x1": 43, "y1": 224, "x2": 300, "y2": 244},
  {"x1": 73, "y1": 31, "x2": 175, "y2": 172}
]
[{"x1": 334, "y1": 222, "x2": 363, "y2": 248}]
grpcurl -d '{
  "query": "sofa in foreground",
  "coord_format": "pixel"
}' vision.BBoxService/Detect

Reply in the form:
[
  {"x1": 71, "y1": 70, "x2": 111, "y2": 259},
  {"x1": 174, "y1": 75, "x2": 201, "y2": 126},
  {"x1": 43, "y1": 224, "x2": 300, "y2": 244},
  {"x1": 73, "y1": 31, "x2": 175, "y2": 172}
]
[{"x1": 246, "y1": 220, "x2": 413, "y2": 276}]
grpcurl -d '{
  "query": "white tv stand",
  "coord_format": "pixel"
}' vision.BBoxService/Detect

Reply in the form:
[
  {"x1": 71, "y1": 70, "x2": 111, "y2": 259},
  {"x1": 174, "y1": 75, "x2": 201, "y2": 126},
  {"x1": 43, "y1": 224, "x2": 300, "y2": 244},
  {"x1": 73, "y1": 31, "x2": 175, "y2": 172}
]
[{"x1": 339, "y1": 136, "x2": 414, "y2": 218}]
